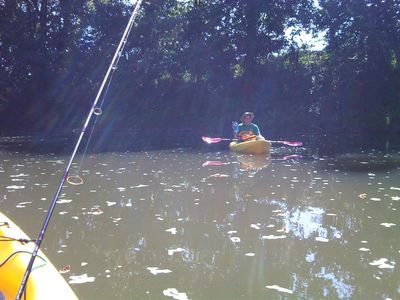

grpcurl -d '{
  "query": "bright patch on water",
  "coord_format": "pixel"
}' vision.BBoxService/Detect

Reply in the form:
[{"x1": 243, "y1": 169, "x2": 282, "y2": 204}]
[
  {"x1": 163, "y1": 288, "x2": 189, "y2": 300},
  {"x1": 230, "y1": 237, "x2": 240, "y2": 243},
  {"x1": 9, "y1": 173, "x2": 29, "y2": 177},
  {"x1": 57, "y1": 199, "x2": 73, "y2": 204},
  {"x1": 369, "y1": 258, "x2": 395, "y2": 269},
  {"x1": 370, "y1": 197, "x2": 381, "y2": 201},
  {"x1": 147, "y1": 267, "x2": 172, "y2": 275},
  {"x1": 262, "y1": 235, "x2": 286, "y2": 240},
  {"x1": 380, "y1": 223, "x2": 396, "y2": 228},
  {"x1": 315, "y1": 237, "x2": 329, "y2": 242},
  {"x1": 16, "y1": 201, "x2": 31, "y2": 208},
  {"x1": 165, "y1": 228, "x2": 177, "y2": 235},
  {"x1": 131, "y1": 184, "x2": 148, "y2": 188},
  {"x1": 265, "y1": 285, "x2": 293, "y2": 294},
  {"x1": 69, "y1": 273, "x2": 95, "y2": 284},
  {"x1": 87, "y1": 207, "x2": 103, "y2": 215},
  {"x1": 6, "y1": 185, "x2": 25, "y2": 189},
  {"x1": 305, "y1": 252, "x2": 315, "y2": 262},
  {"x1": 168, "y1": 248, "x2": 185, "y2": 256}
]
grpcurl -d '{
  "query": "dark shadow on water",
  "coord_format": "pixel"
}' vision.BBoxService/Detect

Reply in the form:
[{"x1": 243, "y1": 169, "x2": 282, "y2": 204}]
[
  {"x1": 1, "y1": 130, "x2": 399, "y2": 157},
  {"x1": 0, "y1": 131, "x2": 218, "y2": 154}
]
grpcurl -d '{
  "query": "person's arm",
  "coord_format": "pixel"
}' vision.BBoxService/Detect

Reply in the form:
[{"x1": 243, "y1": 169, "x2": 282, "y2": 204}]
[
  {"x1": 253, "y1": 124, "x2": 264, "y2": 139},
  {"x1": 232, "y1": 122, "x2": 239, "y2": 138},
  {"x1": 235, "y1": 123, "x2": 244, "y2": 141}
]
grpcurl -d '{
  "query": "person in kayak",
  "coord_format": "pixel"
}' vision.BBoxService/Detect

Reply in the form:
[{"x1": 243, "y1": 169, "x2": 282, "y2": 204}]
[{"x1": 233, "y1": 112, "x2": 264, "y2": 142}]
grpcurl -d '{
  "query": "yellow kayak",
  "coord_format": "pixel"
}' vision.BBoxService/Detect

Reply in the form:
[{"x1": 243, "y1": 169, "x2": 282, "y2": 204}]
[
  {"x1": 0, "y1": 212, "x2": 78, "y2": 300},
  {"x1": 229, "y1": 139, "x2": 271, "y2": 155}
]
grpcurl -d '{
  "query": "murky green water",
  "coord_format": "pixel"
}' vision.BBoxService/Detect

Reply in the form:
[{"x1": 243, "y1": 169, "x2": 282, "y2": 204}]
[{"x1": 1, "y1": 146, "x2": 399, "y2": 299}]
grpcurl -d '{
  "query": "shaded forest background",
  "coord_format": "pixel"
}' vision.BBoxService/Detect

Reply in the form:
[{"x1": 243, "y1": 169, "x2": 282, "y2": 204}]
[{"x1": 1, "y1": 0, "x2": 399, "y2": 146}]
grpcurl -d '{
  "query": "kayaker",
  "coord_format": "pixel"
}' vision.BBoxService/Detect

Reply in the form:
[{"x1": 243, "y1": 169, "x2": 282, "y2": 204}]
[{"x1": 233, "y1": 112, "x2": 264, "y2": 142}]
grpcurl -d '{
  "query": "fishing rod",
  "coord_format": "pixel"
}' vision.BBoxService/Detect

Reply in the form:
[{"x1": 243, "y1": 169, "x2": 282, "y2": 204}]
[{"x1": 16, "y1": 0, "x2": 144, "y2": 298}]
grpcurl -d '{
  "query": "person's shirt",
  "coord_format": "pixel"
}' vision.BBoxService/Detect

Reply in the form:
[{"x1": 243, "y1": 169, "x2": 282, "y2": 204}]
[{"x1": 237, "y1": 123, "x2": 260, "y2": 137}]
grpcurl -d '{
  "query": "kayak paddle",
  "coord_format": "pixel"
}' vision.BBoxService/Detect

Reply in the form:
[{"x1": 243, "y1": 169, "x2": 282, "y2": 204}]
[
  {"x1": 202, "y1": 136, "x2": 302, "y2": 147},
  {"x1": 202, "y1": 136, "x2": 232, "y2": 144}
]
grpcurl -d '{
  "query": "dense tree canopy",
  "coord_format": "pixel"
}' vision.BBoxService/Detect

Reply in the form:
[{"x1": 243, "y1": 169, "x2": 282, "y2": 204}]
[{"x1": 0, "y1": 0, "x2": 399, "y2": 141}]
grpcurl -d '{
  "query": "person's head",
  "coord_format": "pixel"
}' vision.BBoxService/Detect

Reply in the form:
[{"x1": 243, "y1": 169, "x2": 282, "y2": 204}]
[{"x1": 241, "y1": 112, "x2": 254, "y2": 124}]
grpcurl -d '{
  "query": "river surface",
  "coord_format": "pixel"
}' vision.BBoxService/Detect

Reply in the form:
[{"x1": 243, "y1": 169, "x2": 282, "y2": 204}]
[{"x1": 1, "y1": 141, "x2": 399, "y2": 299}]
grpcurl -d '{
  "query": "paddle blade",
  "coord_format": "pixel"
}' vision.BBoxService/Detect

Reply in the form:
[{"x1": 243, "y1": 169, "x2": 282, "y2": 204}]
[{"x1": 202, "y1": 136, "x2": 230, "y2": 144}]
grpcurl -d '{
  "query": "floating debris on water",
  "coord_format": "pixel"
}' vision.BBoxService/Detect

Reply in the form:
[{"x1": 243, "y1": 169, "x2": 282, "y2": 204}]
[
  {"x1": 168, "y1": 247, "x2": 185, "y2": 256},
  {"x1": 380, "y1": 223, "x2": 396, "y2": 228},
  {"x1": 9, "y1": 173, "x2": 29, "y2": 178},
  {"x1": 210, "y1": 173, "x2": 230, "y2": 178},
  {"x1": 59, "y1": 265, "x2": 71, "y2": 274},
  {"x1": 147, "y1": 267, "x2": 172, "y2": 275},
  {"x1": 163, "y1": 288, "x2": 189, "y2": 300},
  {"x1": 369, "y1": 258, "x2": 395, "y2": 269},
  {"x1": 6, "y1": 185, "x2": 25, "y2": 190},
  {"x1": 165, "y1": 228, "x2": 177, "y2": 235},
  {"x1": 359, "y1": 248, "x2": 370, "y2": 252},
  {"x1": 230, "y1": 237, "x2": 240, "y2": 243},
  {"x1": 265, "y1": 285, "x2": 293, "y2": 294},
  {"x1": 87, "y1": 206, "x2": 103, "y2": 215},
  {"x1": 315, "y1": 237, "x2": 329, "y2": 242},
  {"x1": 69, "y1": 273, "x2": 95, "y2": 284},
  {"x1": 370, "y1": 197, "x2": 381, "y2": 201},
  {"x1": 262, "y1": 235, "x2": 286, "y2": 240},
  {"x1": 57, "y1": 199, "x2": 73, "y2": 204},
  {"x1": 132, "y1": 184, "x2": 149, "y2": 188},
  {"x1": 16, "y1": 201, "x2": 31, "y2": 208}
]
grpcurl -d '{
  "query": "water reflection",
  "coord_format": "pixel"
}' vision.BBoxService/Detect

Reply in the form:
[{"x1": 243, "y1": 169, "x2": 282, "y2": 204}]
[{"x1": 0, "y1": 148, "x2": 399, "y2": 299}]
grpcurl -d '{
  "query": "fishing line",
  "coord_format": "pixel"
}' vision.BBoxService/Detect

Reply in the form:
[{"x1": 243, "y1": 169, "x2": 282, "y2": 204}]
[
  {"x1": 67, "y1": 69, "x2": 116, "y2": 186},
  {"x1": 16, "y1": 1, "x2": 144, "y2": 299},
  {"x1": 68, "y1": 0, "x2": 135, "y2": 186}
]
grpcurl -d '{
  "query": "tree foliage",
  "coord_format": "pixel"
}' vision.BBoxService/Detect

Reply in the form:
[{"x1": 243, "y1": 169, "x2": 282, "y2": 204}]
[{"x1": 0, "y1": 0, "x2": 399, "y2": 138}]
